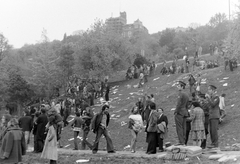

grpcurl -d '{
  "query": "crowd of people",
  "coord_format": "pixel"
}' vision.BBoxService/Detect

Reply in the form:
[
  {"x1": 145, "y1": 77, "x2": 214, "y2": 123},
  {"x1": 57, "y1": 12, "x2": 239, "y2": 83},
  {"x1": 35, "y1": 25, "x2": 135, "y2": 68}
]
[
  {"x1": 0, "y1": 54, "x2": 232, "y2": 163},
  {"x1": 126, "y1": 62, "x2": 156, "y2": 80}
]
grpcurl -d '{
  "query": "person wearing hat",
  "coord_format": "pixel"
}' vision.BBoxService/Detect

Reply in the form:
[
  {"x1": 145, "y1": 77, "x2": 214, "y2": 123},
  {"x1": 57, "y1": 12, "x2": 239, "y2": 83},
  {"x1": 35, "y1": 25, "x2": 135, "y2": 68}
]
[
  {"x1": 0, "y1": 118, "x2": 26, "y2": 164},
  {"x1": 206, "y1": 85, "x2": 220, "y2": 148},
  {"x1": 91, "y1": 104, "x2": 115, "y2": 154},
  {"x1": 174, "y1": 81, "x2": 189, "y2": 145}
]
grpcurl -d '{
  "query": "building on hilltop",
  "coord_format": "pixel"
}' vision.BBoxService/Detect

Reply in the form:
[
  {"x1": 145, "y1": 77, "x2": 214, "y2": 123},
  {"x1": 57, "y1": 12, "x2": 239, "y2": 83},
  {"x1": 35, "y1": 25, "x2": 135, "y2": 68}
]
[
  {"x1": 122, "y1": 19, "x2": 148, "y2": 37},
  {"x1": 106, "y1": 12, "x2": 148, "y2": 37},
  {"x1": 106, "y1": 12, "x2": 127, "y2": 34}
]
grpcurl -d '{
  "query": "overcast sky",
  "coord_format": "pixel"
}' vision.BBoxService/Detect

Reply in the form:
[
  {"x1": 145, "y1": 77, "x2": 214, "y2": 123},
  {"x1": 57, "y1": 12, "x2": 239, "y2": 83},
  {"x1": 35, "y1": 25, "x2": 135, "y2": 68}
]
[{"x1": 0, "y1": 0, "x2": 239, "y2": 48}]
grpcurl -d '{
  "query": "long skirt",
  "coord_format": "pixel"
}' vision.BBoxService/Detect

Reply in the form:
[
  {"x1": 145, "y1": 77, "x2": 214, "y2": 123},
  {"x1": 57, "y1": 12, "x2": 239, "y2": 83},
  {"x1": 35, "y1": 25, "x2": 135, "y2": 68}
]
[{"x1": 146, "y1": 132, "x2": 158, "y2": 154}]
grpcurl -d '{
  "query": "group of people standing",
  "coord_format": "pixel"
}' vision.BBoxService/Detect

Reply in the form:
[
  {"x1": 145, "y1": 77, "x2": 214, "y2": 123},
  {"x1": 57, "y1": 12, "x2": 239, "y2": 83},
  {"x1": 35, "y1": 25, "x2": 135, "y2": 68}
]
[
  {"x1": 174, "y1": 80, "x2": 222, "y2": 149},
  {"x1": 128, "y1": 93, "x2": 169, "y2": 154}
]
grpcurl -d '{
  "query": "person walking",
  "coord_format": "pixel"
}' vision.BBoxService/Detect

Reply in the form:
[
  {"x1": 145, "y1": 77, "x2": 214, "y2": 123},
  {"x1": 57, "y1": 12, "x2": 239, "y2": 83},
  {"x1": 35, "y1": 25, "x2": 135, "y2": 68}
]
[
  {"x1": 91, "y1": 105, "x2": 115, "y2": 154},
  {"x1": 81, "y1": 107, "x2": 94, "y2": 150},
  {"x1": 206, "y1": 85, "x2": 220, "y2": 148},
  {"x1": 174, "y1": 81, "x2": 189, "y2": 145},
  {"x1": 71, "y1": 112, "x2": 84, "y2": 150},
  {"x1": 128, "y1": 106, "x2": 143, "y2": 153}
]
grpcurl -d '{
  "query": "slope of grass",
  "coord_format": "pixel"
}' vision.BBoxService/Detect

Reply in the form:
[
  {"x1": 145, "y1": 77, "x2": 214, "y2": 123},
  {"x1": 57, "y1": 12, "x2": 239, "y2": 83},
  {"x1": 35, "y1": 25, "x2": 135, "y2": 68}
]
[{"x1": 22, "y1": 54, "x2": 240, "y2": 163}]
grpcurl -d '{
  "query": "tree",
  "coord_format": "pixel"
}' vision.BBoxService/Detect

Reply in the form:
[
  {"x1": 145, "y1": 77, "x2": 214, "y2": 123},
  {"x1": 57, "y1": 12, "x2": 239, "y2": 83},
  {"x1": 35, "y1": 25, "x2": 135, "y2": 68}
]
[
  {"x1": 7, "y1": 67, "x2": 34, "y2": 115},
  {"x1": 224, "y1": 12, "x2": 240, "y2": 59},
  {"x1": 159, "y1": 28, "x2": 176, "y2": 52},
  {"x1": 209, "y1": 13, "x2": 228, "y2": 28},
  {"x1": 0, "y1": 33, "x2": 12, "y2": 62},
  {"x1": 57, "y1": 44, "x2": 74, "y2": 82}
]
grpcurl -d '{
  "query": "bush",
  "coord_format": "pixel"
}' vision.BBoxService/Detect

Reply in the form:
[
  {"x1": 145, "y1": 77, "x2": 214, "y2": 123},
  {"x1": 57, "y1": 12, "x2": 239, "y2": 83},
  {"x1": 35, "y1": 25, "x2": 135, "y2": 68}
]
[
  {"x1": 173, "y1": 47, "x2": 185, "y2": 59},
  {"x1": 133, "y1": 54, "x2": 150, "y2": 68}
]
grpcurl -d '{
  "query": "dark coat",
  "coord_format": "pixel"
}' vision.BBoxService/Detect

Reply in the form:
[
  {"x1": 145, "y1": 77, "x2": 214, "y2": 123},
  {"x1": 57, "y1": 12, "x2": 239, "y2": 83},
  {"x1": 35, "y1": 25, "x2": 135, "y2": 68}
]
[
  {"x1": 36, "y1": 113, "x2": 48, "y2": 140},
  {"x1": 207, "y1": 94, "x2": 220, "y2": 119},
  {"x1": 146, "y1": 110, "x2": 158, "y2": 132},
  {"x1": 91, "y1": 111, "x2": 110, "y2": 133},
  {"x1": 157, "y1": 114, "x2": 168, "y2": 127},
  {"x1": 19, "y1": 116, "x2": 33, "y2": 132},
  {"x1": 175, "y1": 91, "x2": 189, "y2": 117}
]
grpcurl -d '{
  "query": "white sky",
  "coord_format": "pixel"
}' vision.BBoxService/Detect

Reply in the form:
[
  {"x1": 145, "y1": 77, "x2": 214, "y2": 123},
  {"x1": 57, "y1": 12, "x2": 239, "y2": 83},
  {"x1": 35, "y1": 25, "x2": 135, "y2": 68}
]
[{"x1": 0, "y1": 0, "x2": 239, "y2": 48}]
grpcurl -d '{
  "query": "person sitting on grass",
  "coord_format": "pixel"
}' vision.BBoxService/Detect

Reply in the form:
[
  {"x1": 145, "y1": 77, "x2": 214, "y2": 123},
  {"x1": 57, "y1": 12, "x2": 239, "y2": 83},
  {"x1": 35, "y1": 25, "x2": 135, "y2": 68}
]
[{"x1": 128, "y1": 106, "x2": 144, "y2": 153}]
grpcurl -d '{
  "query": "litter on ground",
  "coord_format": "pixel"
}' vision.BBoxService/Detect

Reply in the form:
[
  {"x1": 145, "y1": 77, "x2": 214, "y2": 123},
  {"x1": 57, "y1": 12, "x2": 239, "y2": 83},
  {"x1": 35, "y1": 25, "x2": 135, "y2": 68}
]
[
  {"x1": 68, "y1": 138, "x2": 74, "y2": 141},
  {"x1": 123, "y1": 145, "x2": 131, "y2": 149},
  {"x1": 76, "y1": 159, "x2": 90, "y2": 163},
  {"x1": 153, "y1": 77, "x2": 160, "y2": 81},
  {"x1": 223, "y1": 83, "x2": 228, "y2": 86},
  {"x1": 64, "y1": 144, "x2": 70, "y2": 148},
  {"x1": 223, "y1": 77, "x2": 229, "y2": 80},
  {"x1": 121, "y1": 121, "x2": 127, "y2": 126}
]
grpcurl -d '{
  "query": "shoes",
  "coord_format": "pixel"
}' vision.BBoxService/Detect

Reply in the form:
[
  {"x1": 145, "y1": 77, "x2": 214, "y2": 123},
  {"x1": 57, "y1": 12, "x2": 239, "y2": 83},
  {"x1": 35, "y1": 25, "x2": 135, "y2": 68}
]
[
  {"x1": 108, "y1": 151, "x2": 116, "y2": 153},
  {"x1": 131, "y1": 150, "x2": 136, "y2": 153},
  {"x1": 92, "y1": 151, "x2": 97, "y2": 154},
  {"x1": 159, "y1": 149, "x2": 164, "y2": 152},
  {"x1": 73, "y1": 148, "x2": 78, "y2": 150}
]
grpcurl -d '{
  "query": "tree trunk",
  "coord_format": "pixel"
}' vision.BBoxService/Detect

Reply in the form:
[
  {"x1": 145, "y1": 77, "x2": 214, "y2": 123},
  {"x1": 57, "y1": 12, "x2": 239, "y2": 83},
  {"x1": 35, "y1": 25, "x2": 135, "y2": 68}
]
[{"x1": 17, "y1": 101, "x2": 22, "y2": 116}]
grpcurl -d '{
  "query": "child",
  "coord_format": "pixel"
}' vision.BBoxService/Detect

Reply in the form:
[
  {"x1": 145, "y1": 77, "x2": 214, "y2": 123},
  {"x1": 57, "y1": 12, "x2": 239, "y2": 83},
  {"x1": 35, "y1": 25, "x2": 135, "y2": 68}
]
[
  {"x1": 128, "y1": 106, "x2": 143, "y2": 153},
  {"x1": 71, "y1": 112, "x2": 84, "y2": 150},
  {"x1": 41, "y1": 117, "x2": 58, "y2": 164},
  {"x1": 219, "y1": 93, "x2": 226, "y2": 123}
]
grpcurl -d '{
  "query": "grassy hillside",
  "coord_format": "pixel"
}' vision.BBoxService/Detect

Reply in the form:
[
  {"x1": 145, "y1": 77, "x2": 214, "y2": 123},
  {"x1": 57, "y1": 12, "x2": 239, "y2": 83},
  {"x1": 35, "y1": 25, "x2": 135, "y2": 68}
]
[
  {"x1": 55, "y1": 54, "x2": 240, "y2": 151},
  {"x1": 20, "y1": 54, "x2": 239, "y2": 163}
]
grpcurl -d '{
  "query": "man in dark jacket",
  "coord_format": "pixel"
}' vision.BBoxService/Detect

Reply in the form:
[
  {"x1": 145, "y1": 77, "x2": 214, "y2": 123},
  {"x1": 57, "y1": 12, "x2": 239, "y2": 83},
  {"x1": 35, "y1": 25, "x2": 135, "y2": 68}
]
[
  {"x1": 35, "y1": 108, "x2": 48, "y2": 153},
  {"x1": 174, "y1": 81, "x2": 189, "y2": 145},
  {"x1": 157, "y1": 108, "x2": 168, "y2": 152},
  {"x1": 206, "y1": 85, "x2": 220, "y2": 148},
  {"x1": 91, "y1": 105, "x2": 115, "y2": 154},
  {"x1": 19, "y1": 110, "x2": 33, "y2": 149}
]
